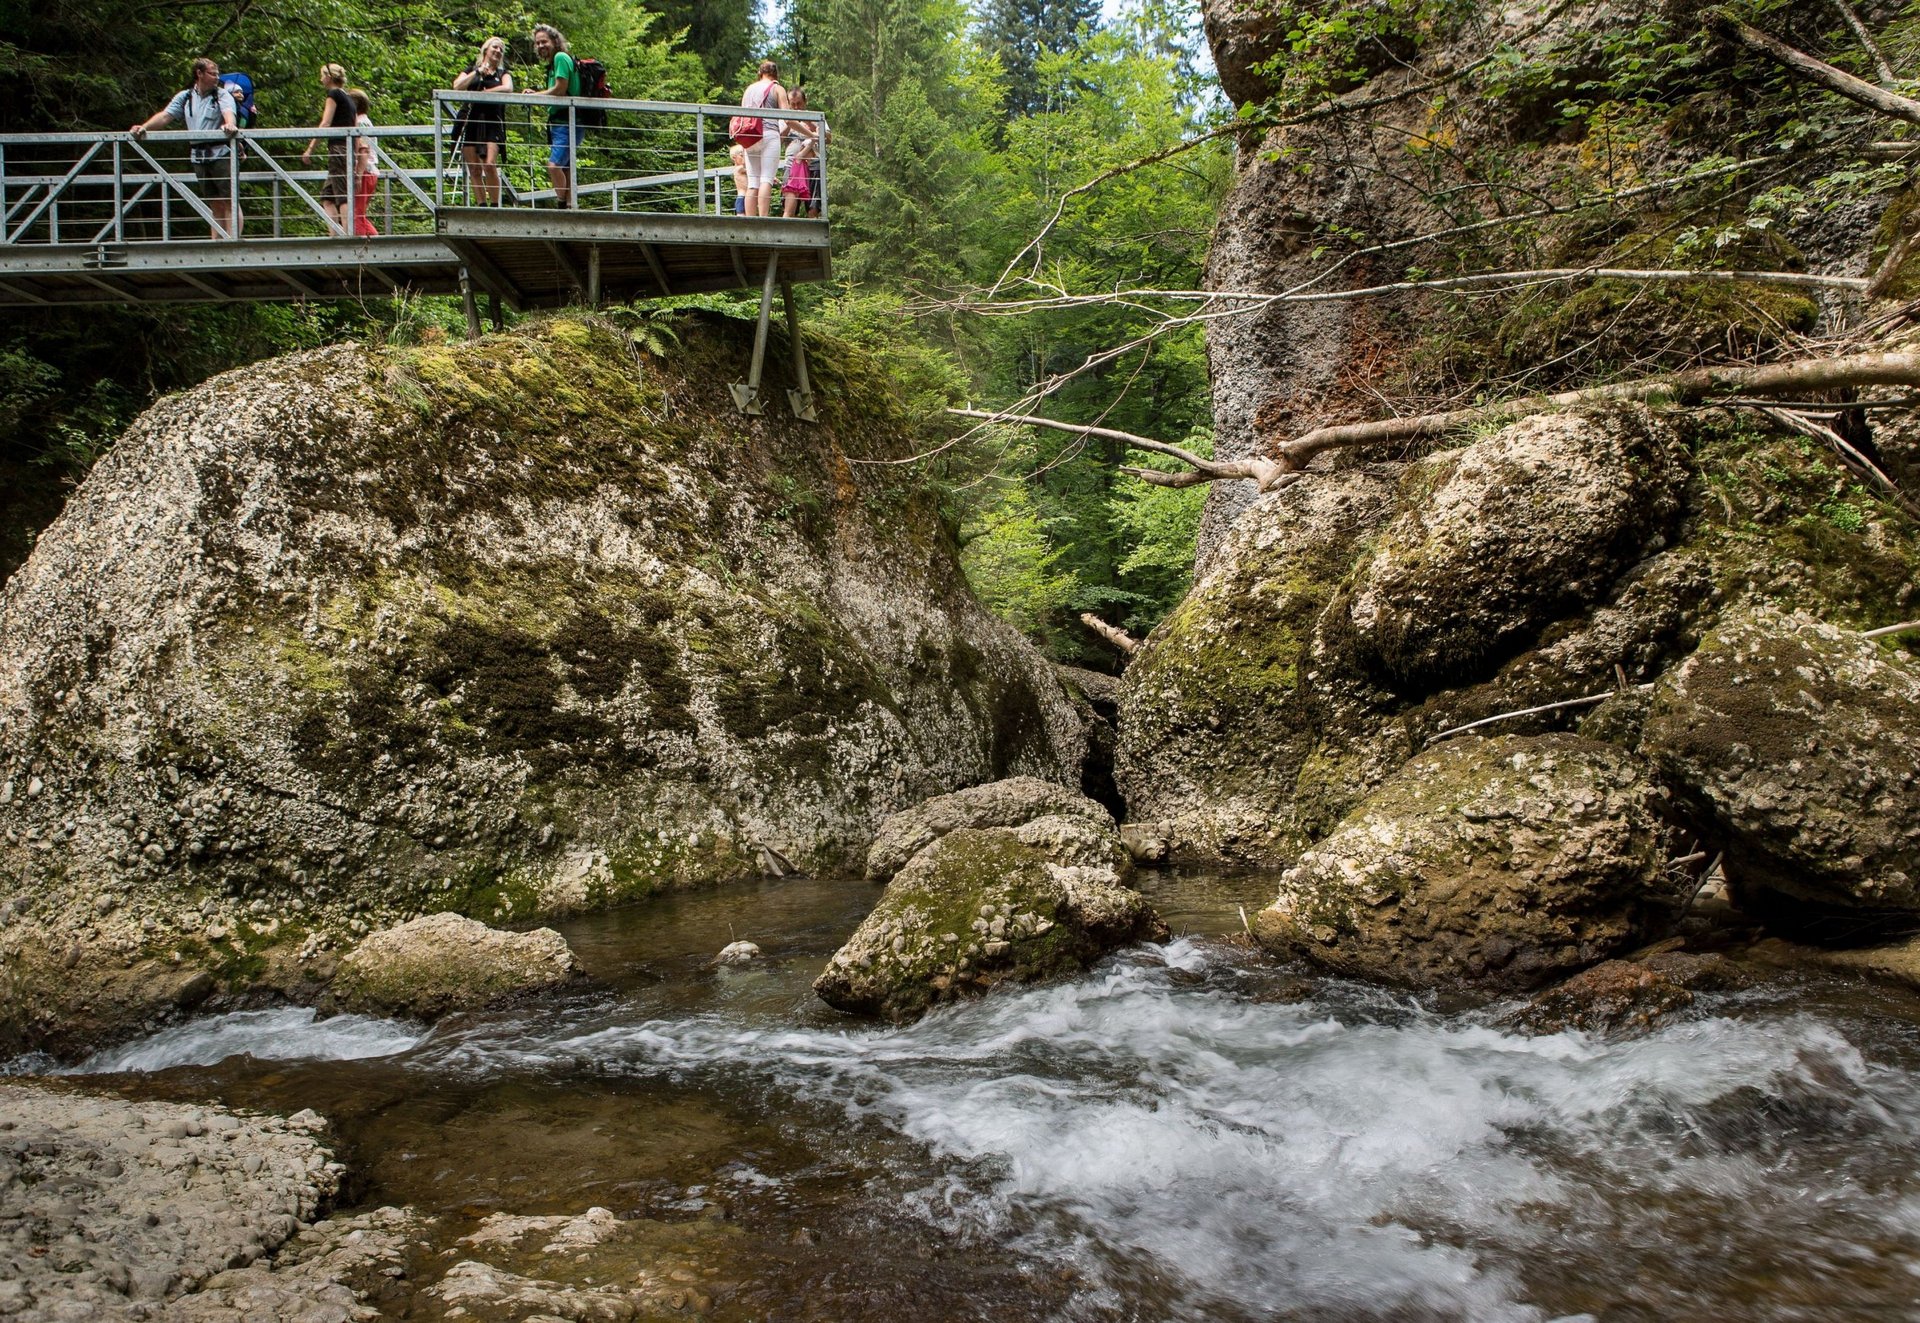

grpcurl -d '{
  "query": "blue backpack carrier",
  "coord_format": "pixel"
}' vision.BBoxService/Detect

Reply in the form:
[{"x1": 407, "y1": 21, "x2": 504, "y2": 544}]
[{"x1": 220, "y1": 72, "x2": 258, "y2": 127}]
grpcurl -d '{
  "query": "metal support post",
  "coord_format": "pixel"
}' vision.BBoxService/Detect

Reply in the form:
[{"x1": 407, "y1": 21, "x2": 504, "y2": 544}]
[
  {"x1": 587, "y1": 243, "x2": 601, "y2": 308},
  {"x1": 488, "y1": 292, "x2": 503, "y2": 331},
  {"x1": 460, "y1": 267, "x2": 481, "y2": 342},
  {"x1": 695, "y1": 113, "x2": 706, "y2": 214},
  {"x1": 730, "y1": 253, "x2": 780, "y2": 415},
  {"x1": 434, "y1": 98, "x2": 444, "y2": 207},
  {"x1": 568, "y1": 103, "x2": 578, "y2": 209},
  {"x1": 782, "y1": 282, "x2": 817, "y2": 421}
]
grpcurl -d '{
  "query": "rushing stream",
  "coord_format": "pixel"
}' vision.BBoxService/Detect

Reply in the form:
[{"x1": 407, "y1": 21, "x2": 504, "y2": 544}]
[{"x1": 28, "y1": 871, "x2": 1920, "y2": 1321}]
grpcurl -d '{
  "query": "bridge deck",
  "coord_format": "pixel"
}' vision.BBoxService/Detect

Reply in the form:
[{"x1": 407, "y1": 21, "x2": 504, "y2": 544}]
[{"x1": 0, "y1": 92, "x2": 831, "y2": 311}]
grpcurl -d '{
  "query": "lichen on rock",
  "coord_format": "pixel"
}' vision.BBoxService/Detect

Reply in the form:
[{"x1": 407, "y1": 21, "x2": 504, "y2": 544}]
[
  {"x1": 0, "y1": 314, "x2": 1092, "y2": 1054},
  {"x1": 1640, "y1": 604, "x2": 1920, "y2": 916},
  {"x1": 863, "y1": 775, "x2": 1117, "y2": 883},
  {"x1": 818, "y1": 825, "x2": 1166, "y2": 1023},
  {"x1": 1252, "y1": 734, "x2": 1689, "y2": 991},
  {"x1": 331, "y1": 912, "x2": 580, "y2": 1020}
]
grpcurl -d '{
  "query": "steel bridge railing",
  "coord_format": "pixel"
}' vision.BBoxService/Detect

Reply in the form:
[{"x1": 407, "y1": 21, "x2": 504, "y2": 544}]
[{"x1": 0, "y1": 93, "x2": 829, "y2": 247}]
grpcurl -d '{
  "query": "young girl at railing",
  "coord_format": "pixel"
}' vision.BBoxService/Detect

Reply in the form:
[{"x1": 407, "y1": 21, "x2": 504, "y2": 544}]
[
  {"x1": 349, "y1": 89, "x2": 378, "y2": 237},
  {"x1": 452, "y1": 38, "x2": 512, "y2": 206}
]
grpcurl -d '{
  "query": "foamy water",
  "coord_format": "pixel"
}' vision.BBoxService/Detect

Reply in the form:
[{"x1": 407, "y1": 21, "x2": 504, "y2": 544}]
[
  {"x1": 73, "y1": 1007, "x2": 425, "y2": 1073},
  {"x1": 45, "y1": 935, "x2": 1920, "y2": 1320}
]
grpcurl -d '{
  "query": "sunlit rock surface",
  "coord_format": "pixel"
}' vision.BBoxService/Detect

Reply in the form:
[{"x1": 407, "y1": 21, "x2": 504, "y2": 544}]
[{"x1": 0, "y1": 316, "x2": 1088, "y2": 1053}]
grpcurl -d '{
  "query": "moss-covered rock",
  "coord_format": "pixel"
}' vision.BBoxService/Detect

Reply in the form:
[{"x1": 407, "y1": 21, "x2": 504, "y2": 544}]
[
  {"x1": 816, "y1": 826, "x2": 1166, "y2": 1023},
  {"x1": 1326, "y1": 408, "x2": 1688, "y2": 694},
  {"x1": 863, "y1": 776, "x2": 1116, "y2": 882},
  {"x1": 0, "y1": 315, "x2": 1089, "y2": 1054},
  {"x1": 332, "y1": 912, "x2": 580, "y2": 1019},
  {"x1": 1640, "y1": 605, "x2": 1920, "y2": 915},
  {"x1": 1116, "y1": 467, "x2": 1400, "y2": 863},
  {"x1": 1252, "y1": 734, "x2": 1689, "y2": 990}
]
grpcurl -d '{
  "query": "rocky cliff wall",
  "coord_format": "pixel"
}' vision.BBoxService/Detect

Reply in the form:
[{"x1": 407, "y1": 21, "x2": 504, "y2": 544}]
[{"x1": 0, "y1": 315, "x2": 1090, "y2": 1053}]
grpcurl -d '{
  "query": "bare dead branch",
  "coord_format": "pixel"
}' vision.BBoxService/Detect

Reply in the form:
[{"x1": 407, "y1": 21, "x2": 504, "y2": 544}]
[
  {"x1": 1750, "y1": 405, "x2": 1920, "y2": 518},
  {"x1": 1711, "y1": 11, "x2": 1920, "y2": 128},
  {"x1": 1864, "y1": 619, "x2": 1920, "y2": 637},
  {"x1": 946, "y1": 407, "x2": 1285, "y2": 488},
  {"x1": 1828, "y1": 0, "x2": 1898, "y2": 84},
  {"x1": 965, "y1": 267, "x2": 1868, "y2": 319},
  {"x1": 1079, "y1": 613, "x2": 1140, "y2": 656},
  {"x1": 1426, "y1": 688, "x2": 1652, "y2": 746}
]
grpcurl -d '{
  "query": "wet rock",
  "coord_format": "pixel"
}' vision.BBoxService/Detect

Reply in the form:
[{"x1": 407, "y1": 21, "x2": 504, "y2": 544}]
[
  {"x1": 1641, "y1": 605, "x2": 1920, "y2": 914},
  {"x1": 864, "y1": 777, "x2": 1116, "y2": 883},
  {"x1": 818, "y1": 827, "x2": 1168, "y2": 1022},
  {"x1": 711, "y1": 940, "x2": 762, "y2": 966},
  {"x1": 0, "y1": 1082, "x2": 343, "y2": 1321},
  {"x1": 1252, "y1": 734, "x2": 1689, "y2": 990},
  {"x1": 332, "y1": 912, "x2": 580, "y2": 1020},
  {"x1": 1502, "y1": 959, "x2": 1695, "y2": 1037},
  {"x1": 1118, "y1": 821, "x2": 1171, "y2": 865}
]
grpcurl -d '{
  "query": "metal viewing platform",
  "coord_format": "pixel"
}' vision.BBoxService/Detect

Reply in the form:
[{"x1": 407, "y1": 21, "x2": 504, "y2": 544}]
[{"x1": 0, "y1": 91, "x2": 832, "y2": 414}]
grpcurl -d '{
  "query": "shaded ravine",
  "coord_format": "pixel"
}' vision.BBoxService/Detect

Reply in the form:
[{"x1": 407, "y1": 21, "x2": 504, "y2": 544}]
[{"x1": 21, "y1": 871, "x2": 1920, "y2": 1322}]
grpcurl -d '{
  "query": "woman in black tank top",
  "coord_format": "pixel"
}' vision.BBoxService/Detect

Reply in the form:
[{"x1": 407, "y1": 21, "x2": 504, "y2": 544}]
[
  {"x1": 452, "y1": 37, "x2": 514, "y2": 205},
  {"x1": 302, "y1": 63, "x2": 357, "y2": 234}
]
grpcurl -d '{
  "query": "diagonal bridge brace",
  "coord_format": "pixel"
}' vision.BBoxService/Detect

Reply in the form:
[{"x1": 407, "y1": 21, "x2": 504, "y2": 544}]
[{"x1": 730, "y1": 253, "x2": 819, "y2": 420}]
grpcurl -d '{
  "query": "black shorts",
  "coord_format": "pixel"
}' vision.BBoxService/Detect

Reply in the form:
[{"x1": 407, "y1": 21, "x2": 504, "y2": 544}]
[
  {"x1": 192, "y1": 156, "x2": 234, "y2": 186},
  {"x1": 463, "y1": 112, "x2": 506, "y2": 146}
]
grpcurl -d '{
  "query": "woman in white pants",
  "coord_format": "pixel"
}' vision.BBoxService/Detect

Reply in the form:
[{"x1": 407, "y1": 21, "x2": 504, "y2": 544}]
[{"x1": 739, "y1": 59, "x2": 787, "y2": 218}]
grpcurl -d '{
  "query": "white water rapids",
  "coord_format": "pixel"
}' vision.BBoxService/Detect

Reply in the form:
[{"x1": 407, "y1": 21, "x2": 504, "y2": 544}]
[{"x1": 58, "y1": 935, "x2": 1920, "y2": 1321}]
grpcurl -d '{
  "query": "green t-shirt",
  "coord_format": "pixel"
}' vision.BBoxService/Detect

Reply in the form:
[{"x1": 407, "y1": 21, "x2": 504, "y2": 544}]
[{"x1": 544, "y1": 50, "x2": 578, "y2": 122}]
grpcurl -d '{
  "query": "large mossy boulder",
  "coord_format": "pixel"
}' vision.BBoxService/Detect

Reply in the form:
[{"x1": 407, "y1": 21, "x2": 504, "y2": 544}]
[
  {"x1": 0, "y1": 316, "x2": 1089, "y2": 1053},
  {"x1": 333, "y1": 912, "x2": 580, "y2": 1019},
  {"x1": 1118, "y1": 400, "x2": 1920, "y2": 871},
  {"x1": 1325, "y1": 409, "x2": 1688, "y2": 693},
  {"x1": 1251, "y1": 734, "x2": 1688, "y2": 990},
  {"x1": 817, "y1": 826, "x2": 1166, "y2": 1022},
  {"x1": 863, "y1": 776, "x2": 1117, "y2": 882},
  {"x1": 1641, "y1": 606, "x2": 1920, "y2": 914}
]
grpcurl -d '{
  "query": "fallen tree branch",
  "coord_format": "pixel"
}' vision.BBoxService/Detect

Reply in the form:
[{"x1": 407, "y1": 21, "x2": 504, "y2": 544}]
[
  {"x1": 965, "y1": 267, "x2": 1869, "y2": 318},
  {"x1": 956, "y1": 351, "x2": 1920, "y2": 494},
  {"x1": 1426, "y1": 687, "x2": 1654, "y2": 746},
  {"x1": 946, "y1": 407, "x2": 1286, "y2": 490},
  {"x1": 1079, "y1": 613, "x2": 1140, "y2": 656},
  {"x1": 1828, "y1": 0, "x2": 1898, "y2": 84},
  {"x1": 1711, "y1": 11, "x2": 1920, "y2": 129},
  {"x1": 1865, "y1": 619, "x2": 1920, "y2": 638},
  {"x1": 1749, "y1": 405, "x2": 1920, "y2": 519},
  {"x1": 1278, "y1": 349, "x2": 1920, "y2": 478}
]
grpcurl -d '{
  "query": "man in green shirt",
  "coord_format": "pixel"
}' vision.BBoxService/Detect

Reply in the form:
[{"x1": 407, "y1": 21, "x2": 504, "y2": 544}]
[{"x1": 524, "y1": 24, "x2": 580, "y2": 207}]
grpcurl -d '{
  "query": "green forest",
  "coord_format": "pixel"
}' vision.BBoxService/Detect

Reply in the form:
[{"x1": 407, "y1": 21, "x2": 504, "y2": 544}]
[{"x1": 0, "y1": 0, "x2": 1228, "y2": 660}]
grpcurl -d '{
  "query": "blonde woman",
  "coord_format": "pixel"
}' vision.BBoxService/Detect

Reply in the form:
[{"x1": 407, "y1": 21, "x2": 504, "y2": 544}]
[
  {"x1": 453, "y1": 37, "x2": 513, "y2": 205},
  {"x1": 301, "y1": 63, "x2": 356, "y2": 234}
]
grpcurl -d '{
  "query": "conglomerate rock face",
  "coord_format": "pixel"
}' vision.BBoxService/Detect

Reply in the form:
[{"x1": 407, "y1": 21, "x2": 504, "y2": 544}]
[
  {"x1": 1252, "y1": 734, "x2": 1689, "y2": 991},
  {"x1": 0, "y1": 316, "x2": 1089, "y2": 1053},
  {"x1": 1641, "y1": 605, "x2": 1920, "y2": 912}
]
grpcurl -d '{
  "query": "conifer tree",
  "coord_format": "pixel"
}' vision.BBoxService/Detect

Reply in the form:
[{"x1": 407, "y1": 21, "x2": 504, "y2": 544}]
[{"x1": 978, "y1": 0, "x2": 1099, "y2": 118}]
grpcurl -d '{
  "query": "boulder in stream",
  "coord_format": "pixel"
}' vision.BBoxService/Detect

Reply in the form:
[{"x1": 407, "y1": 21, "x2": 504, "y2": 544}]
[
  {"x1": 1252, "y1": 734, "x2": 1689, "y2": 990},
  {"x1": 0, "y1": 315, "x2": 1093, "y2": 1054},
  {"x1": 332, "y1": 912, "x2": 580, "y2": 1019},
  {"x1": 1640, "y1": 605, "x2": 1920, "y2": 916},
  {"x1": 863, "y1": 776, "x2": 1119, "y2": 882},
  {"x1": 818, "y1": 826, "x2": 1166, "y2": 1022}
]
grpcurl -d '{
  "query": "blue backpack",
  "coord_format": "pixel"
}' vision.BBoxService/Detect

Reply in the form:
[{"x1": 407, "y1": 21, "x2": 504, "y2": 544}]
[{"x1": 220, "y1": 72, "x2": 258, "y2": 127}]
